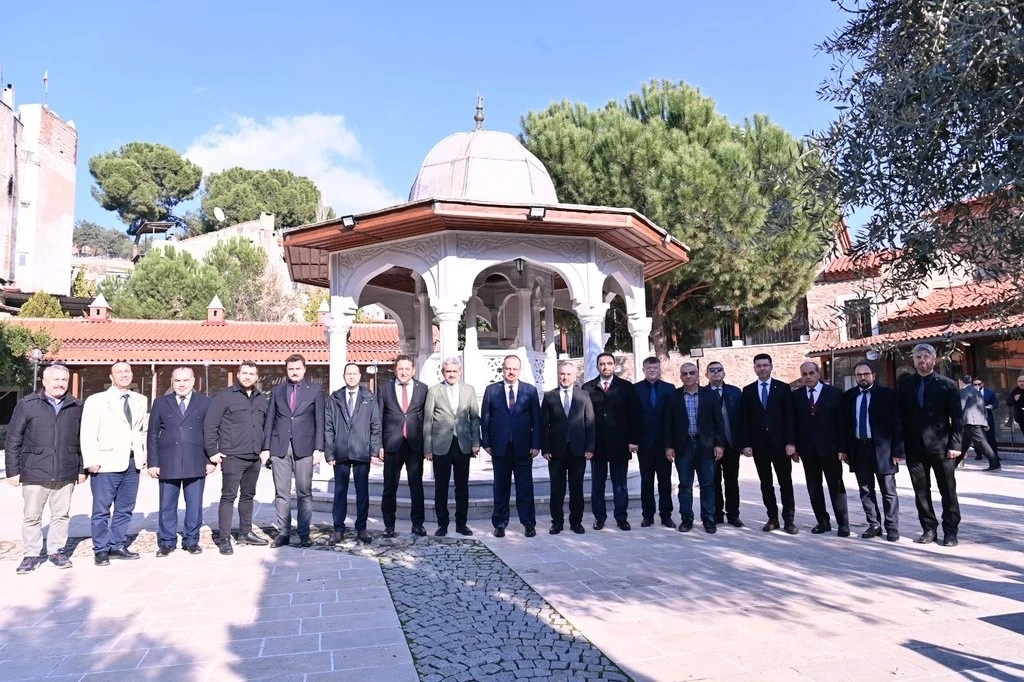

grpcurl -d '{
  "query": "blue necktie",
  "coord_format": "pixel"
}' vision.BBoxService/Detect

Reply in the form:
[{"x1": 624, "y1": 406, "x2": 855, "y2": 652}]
[
  {"x1": 917, "y1": 378, "x2": 926, "y2": 408},
  {"x1": 760, "y1": 382, "x2": 768, "y2": 408},
  {"x1": 179, "y1": 396, "x2": 187, "y2": 415},
  {"x1": 858, "y1": 390, "x2": 869, "y2": 438}
]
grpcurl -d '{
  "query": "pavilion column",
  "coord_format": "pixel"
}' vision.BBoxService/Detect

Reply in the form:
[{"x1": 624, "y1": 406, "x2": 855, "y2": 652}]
[
  {"x1": 575, "y1": 302, "x2": 609, "y2": 382},
  {"x1": 628, "y1": 315, "x2": 653, "y2": 382},
  {"x1": 327, "y1": 313, "x2": 355, "y2": 392},
  {"x1": 516, "y1": 289, "x2": 533, "y2": 352},
  {"x1": 544, "y1": 295, "x2": 556, "y2": 357},
  {"x1": 432, "y1": 300, "x2": 466, "y2": 365},
  {"x1": 415, "y1": 292, "x2": 433, "y2": 367},
  {"x1": 464, "y1": 298, "x2": 479, "y2": 353}
]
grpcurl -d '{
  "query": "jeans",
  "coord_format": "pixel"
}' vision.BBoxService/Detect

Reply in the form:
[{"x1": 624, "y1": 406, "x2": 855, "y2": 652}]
[
  {"x1": 90, "y1": 457, "x2": 140, "y2": 553},
  {"x1": 674, "y1": 439, "x2": 716, "y2": 523}
]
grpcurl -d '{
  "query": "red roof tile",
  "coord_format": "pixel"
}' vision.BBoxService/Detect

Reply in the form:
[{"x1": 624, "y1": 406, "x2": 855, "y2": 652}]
[
  {"x1": 893, "y1": 279, "x2": 1017, "y2": 318},
  {"x1": 5, "y1": 318, "x2": 401, "y2": 365},
  {"x1": 821, "y1": 251, "x2": 890, "y2": 280},
  {"x1": 808, "y1": 314, "x2": 1024, "y2": 354}
]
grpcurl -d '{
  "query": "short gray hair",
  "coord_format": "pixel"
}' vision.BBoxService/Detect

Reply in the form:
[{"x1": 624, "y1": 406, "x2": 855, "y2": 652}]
[
  {"x1": 441, "y1": 356, "x2": 462, "y2": 368},
  {"x1": 42, "y1": 364, "x2": 70, "y2": 379},
  {"x1": 557, "y1": 360, "x2": 578, "y2": 372},
  {"x1": 912, "y1": 343, "x2": 937, "y2": 357}
]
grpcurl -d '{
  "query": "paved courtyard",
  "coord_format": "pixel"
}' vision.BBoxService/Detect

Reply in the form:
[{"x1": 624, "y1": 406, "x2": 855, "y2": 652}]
[{"x1": 0, "y1": 455, "x2": 1021, "y2": 681}]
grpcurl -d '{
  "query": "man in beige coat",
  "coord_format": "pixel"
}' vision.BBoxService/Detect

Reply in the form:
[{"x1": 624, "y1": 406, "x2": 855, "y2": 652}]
[
  {"x1": 423, "y1": 357, "x2": 480, "y2": 536},
  {"x1": 80, "y1": 361, "x2": 149, "y2": 566}
]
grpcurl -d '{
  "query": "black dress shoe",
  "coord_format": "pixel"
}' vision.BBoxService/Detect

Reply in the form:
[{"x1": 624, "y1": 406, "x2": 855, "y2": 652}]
[
  {"x1": 984, "y1": 465, "x2": 1002, "y2": 471},
  {"x1": 838, "y1": 528, "x2": 851, "y2": 538},
  {"x1": 784, "y1": 524, "x2": 799, "y2": 535},
  {"x1": 298, "y1": 536, "x2": 312, "y2": 548},
  {"x1": 861, "y1": 526, "x2": 882, "y2": 539},
  {"x1": 238, "y1": 532, "x2": 269, "y2": 546},
  {"x1": 617, "y1": 521, "x2": 631, "y2": 531},
  {"x1": 456, "y1": 526, "x2": 474, "y2": 536},
  {"x1": 524, "y1": 525, "x2": 537, "y2": 537},
  {"x1": 886, "y1": 532, "x2": 900, "y2": 542},
  {"x1": 271, "y1": 535, "x2": 291, "y2": 548},
  {"x1": 593, "y1": 520, "x2": 605, "y2": 530},
  {"x1": 383, "y1": 527, "x2": 397, "y2": 539},
  {"x1": 94, "y1": 551, "x2": 110, "y2": 566},
  {"x1": 714, "y1": 516, "x2": 725, "y2": 525},
  {"x1": 571, "y1": 524, "x2": 585, "y2": 534},
  {"x1": 329, "y1": 531, "x2": 344, "y2": 544},
  {"x1": 762, "y1": 520, "x2": 779, "y2": 532},
  {"x1": 974, "y1": 454, "x2": 984, "y2": 460},
  {"x1": 727, "y1": 518, "x2": 745, "y2": 528},
  {"x1": 549, "y1": 524, "x2": 563, "y2": 535},
  {"x1": 156, "y1": 546, "x2": 175, "y2": 557},
  {"x1": 703, "y1": 520, "x2": 717, "y2": 534},
  {"x1": 108, "y1": 547, "x2": 140, "y2": 560},
  {"x1": 942, "y1": 534, "x2": 959, "y2": 547},
  {"x1": 434, "y1": 527, "x2": 447, "y2": 537},
  {"x1": 640, "y1": 518, "x2": 654, "y2": 528},
  {"x1": 915, "y1": 529, "x2": 937, "y2": 544},
  {"x1": 219, "y1": 541, "x2": 234, "y2": 555},
  {"x1": 811, "y1": 523, "x2": 832, "y2": 534},
  {"x1": 183, "y1": 544, "x2": 202, "y2": 555},
  {"x1": 492, "y1": 528, "x2": 505, "y2": 538},
  {"x1": 357, "y1": 530, "x2": 371, "y2": 543},
  {"x1": 678, "y1": 519, "x2": 693, "y2": 533},
  {"x1": 660, "y1": 517, "x2": 675, "y2": 528},
  {"x1": 411, "y1": 525, "x2": 427, "y2": 537}
]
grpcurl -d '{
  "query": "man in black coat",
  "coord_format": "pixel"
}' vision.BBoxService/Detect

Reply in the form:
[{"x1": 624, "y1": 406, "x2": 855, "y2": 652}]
[
  {"x1": 664, "y1": 363, "x2": 725, "y2": 533},
  {"x1": 205, "y1": 361, "x2": 270, "y2": 555},
  {"x1": 634, "y1": 356, "x2": 677, "y2": 528},
  {"x1": 897, "y1": 343, "x2": 963, "y2": 547},
  {"x1": 326, "y1": 363, "x2": 381, "y2": 544},
  {"x1": 262, "y1": 354, "x2": 325, "y2": 548},
  {"x1": 706, "y1": 361, "x2": 746, "y2": 528},
  {"x1": 542, "y1": 361, "x2": 595, "y2": 535},
  {"x1": 5, "y1": 364, "x2": 84, "y2": 574},
  {"x1": 583, "y1": 353, "x2": 641, "y2": 531},
  {"x1": 148, "y1": 367, "x2": 214, "y2": 556},
  {"x1": 378, "y1": 354, "x2": 429, "y2": 537},
  {"x1": 741, "y1": 353, "x2": 799, "y2": 534},
  {"x1": 793, "y1": 362, "x2": 850, "y2": 536},
  {"x1": 1005, "y1": 374, "x2": 1024, "y2": 435},
  {"x1": 843, "y1": 362, "x2": 903, "y2": 541}
]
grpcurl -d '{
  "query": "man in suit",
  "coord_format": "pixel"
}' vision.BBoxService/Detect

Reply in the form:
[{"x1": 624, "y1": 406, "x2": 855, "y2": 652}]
[
  {"x1": 542, "y1": 361, "x2": 595, "y2": 535},
  {"x1": 481, "y1": 354, "x2": 541, "y2": 537},
  {"x1": 583, "y1": 353, "x2": 641, "y2": 530},
  {"x1": 148, "y1": 367, "x2": 214, "y2": 556},
  {"x1": 81, "y1": 361, "x2": 148, "y2": 566},
  {"x1": 5, "y1": 364, "x2": 84, "y2": 574},
  {"x1": 664, "y1": 363, "x2": 726, "y2": 533},
  {"x1": 706, "y1": 361, "x2": 745, "y2": 528},
  {"x1": 972, "y1": 377, "x2": 1000, "y2": 463},
  {"x1": 423, "y1": 357, "x2": 480, "y2": 537},
  {"x1": 792, "y1": 362, "x2": 851, "y2": 536},
  {"x1": 378, "y1": 354, "x2": 428, "y2": 537},
  {"x1": 897, "y1": 343, "x2": 963, "y2": 547},
  {"x1": 261, "y1": 354, "x2": 324, "y2": 548},
  {"x1": 843, "y1": 362, "x2": 903, "y2": 541},
  {"x1": 634, "y1": 356, "x2": 676, "y2": 528},
  {"x1": 740, "y1": 353, "x2": 799, "y2": 534},
  {"x1": 205, "y1": 361, "x2": 270, "y2": 555},
  {"x1": 958, "y1": 375, "x2": 1000, "y2": 471},
  {"x1": 325, "y1": 363, "x2": 381, "y2": 544},
  {"x1": 1006, "y1": 374, "x2": 1024, "y2": 435}
]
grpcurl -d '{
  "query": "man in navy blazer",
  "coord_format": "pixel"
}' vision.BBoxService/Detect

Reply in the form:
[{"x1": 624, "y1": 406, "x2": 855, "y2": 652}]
[
  {"x1": 792, "y1": 362, "x2": 851, "y2": 537},
  {"x1": 261, "y1": 354, "x2": 325, "y2": 548},
  {"x1": 706, "y1": 361, "x2": 745, "y2": 528},
  {"x1": 147, "y1": 367, "x2": 214, "y2": 556},
  {"x1": 377, "y1": 354, "x2": 428, "y2": 537},
  {"x1": 740, "y1": 353, "x2": 798, "y2": 534},
  {"x1": 542, "y1": 361, "x2": 595, "y2": 535},
  {"x1": 481, "y1": 355, "x2": 541, "y2": 537},
  {"x1": 973, "y1": 377, "x2": 1000, "y2": 462},
  {"x1": 634, "y1": 356, "x2": 677, "y2": 528},
  {"x1": 843, "y1": 362, "x2": 904, "y2": 541}
]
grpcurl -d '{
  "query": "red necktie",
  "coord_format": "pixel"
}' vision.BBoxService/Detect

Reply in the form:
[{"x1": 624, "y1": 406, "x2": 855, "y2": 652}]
[
  {"x1": 400, "y1": 382, "x2": 409, "y2": 438},
  {"x1": 603, "y1": 381, "x2": 610, "y2": 393}
]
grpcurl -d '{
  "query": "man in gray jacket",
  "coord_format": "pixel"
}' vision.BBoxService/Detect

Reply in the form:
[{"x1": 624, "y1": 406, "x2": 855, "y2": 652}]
[{"x1": 958, "y1": 375, "x2": 1000, "y2": 471}]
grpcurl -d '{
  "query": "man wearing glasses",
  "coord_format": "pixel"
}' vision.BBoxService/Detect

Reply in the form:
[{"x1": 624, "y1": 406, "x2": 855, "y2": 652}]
[
  {"x1": 705, "y1": 362, "x2": 745, "y2": 528},
  {"x1": 972, "y1": 378, "x2": 1000, "y2": 462}
]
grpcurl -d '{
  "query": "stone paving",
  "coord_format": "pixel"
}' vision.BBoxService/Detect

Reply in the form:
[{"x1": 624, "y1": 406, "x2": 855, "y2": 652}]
[{"x1": 0, "y1": 455, "x2": 1021, "y2": 680}]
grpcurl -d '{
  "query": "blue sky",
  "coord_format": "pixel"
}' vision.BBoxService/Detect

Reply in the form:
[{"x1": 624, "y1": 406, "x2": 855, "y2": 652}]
[{"x1": 6, "y1": 1, "x2": 851, "y2": 230}]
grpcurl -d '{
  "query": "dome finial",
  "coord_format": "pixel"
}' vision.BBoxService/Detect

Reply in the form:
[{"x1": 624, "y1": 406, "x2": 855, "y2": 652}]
[{"x1": 474, "y1": 93, "x2": 484, "y2": 131}]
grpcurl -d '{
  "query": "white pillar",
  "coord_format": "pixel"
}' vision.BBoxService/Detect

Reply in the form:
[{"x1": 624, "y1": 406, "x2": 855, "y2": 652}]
[
  {"x1": 575, "y1": 302, "x2": 609, "y2": 382},
  {"x1": 327, "y1": 295, "x2": 357, "y2": 392},
  {"x1": 516, "y1": 289, "x2": 533, "y2": 351},
  {"x1": 544, "y1": 296, "x2": 556, "y2": 357},
  {"x1": 628, "y1": 315, "x2": 653, "y2": 382},
  {"x1": 464, "y1": 298, "x2": 479, "y2": 353},
  {"x1": 416, "y1": 292, "x2": 432, "y2": 367},
  {"x1": 432, "y1": 300, "x2": 466, "y2": 367}
]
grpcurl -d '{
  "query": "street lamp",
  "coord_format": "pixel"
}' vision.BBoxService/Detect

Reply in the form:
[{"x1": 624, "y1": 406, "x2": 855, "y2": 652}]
[{"x1": 30, "y1": 348, "x2": 43, "y2": 391}]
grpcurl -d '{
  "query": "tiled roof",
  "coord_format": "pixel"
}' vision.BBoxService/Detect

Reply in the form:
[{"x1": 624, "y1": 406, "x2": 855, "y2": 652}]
[
  {"x1": 808, "y1": 315, "x2": 1024, "y2": 354},
  {"x1": 5, "y1": 318, "x2": 402, "y2": 365},
  {"x1": 893, "y1": 278, "x2": 1017, "y2": 318},
  {"x1": 820, "y1": 251, "x2": 890, "y2": 280}
]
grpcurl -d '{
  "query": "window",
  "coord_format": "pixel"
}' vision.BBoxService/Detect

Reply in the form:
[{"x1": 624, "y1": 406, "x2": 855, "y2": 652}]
[
  {"x1": 17, "y1": 253, "x2": 27, "y2": 267},
  {"x1": 844, "y1": 298, "x2": 873, "y2": 340}
]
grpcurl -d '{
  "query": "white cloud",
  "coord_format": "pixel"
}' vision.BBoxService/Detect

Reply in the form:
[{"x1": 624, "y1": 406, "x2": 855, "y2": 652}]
[{"x1": 184, "y1": 113, "x2": 403, "y2": 215}]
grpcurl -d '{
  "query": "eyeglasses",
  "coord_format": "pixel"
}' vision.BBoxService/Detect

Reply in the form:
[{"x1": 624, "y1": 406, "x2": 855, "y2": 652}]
[
  {"x1": 972, "y1": 382, "x2": 983, "y2": 387},
  {"x1": 708, "y1": 367, "x2": 724, "y2": 372},
  {"x1": 854, "y1": 372, "x2": 873, "y2": 377}
]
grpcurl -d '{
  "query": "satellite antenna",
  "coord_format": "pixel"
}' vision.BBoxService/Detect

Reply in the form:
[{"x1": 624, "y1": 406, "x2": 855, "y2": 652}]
[{"x1": 213, "y1": 206, "x2": 226, "y2": 223}]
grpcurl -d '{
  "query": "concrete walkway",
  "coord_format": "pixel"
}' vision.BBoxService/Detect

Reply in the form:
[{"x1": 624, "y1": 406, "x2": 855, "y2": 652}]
[{"x1": 0, "y1": 455, "x2": 1021, "y2": 680}]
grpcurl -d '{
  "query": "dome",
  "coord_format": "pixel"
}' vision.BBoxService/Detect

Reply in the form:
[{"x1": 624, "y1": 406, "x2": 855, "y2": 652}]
[{"x1": 408, "y1": 129, "x2": 559, "y2": 205}]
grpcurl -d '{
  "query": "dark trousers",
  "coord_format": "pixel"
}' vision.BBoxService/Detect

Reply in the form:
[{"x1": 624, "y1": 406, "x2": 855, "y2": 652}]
[
  {"x1": 675, "y1": 440, "x2": 716, "y2": 523},
  {"x1": 381, "y1": 439, "x2": 425, "y2": 528},
  {"x1": 638, "y1": 446, "x2": 673, "y2": 521},
  {"x1": 158, "y1": 476, "x2": 206, "y2": 548},
  {"x1": 90, "y1": 456, "x2": 140, "y2": 553},
  {"x1": 433, "y1": 441, "x2": 471, "y2": 529},
  {"x1": 801, "y1": 451, "x2": 850, "y2": 530},
  {"x1": 590, "y1": 456, "x2": 630, "y2": 523},
  {"x1": 854, "y1": 441, "x2": 899, "y2": 532},
  {"x1": 714, "y1": 446, "x2": 741, "y2": 521},
  {"x1": 332, "y1": 460, "x2": 370, "y2": 531},
  {"x1": 219, "y1": 454, "x2": 261, "y2": 537},
  {"x1": 491, "y1": 444, "x2": 536, "y2": 528},
  {"x1": 549, "y1": 454, "x2": 587, "y2": 527},
  {"x1": 752, "y1": 445, "x2": 795, "y2": 524},
  {"x1": 270, "y1": 447, "x2": 313, "y2": 537},
  {"x1": 962, "y1": 425, "x2": 998, "y2": 466},
  {"x1": 985, "y1": 416, "x2": 999, "y2": 458},
  {"x1": 907, "y1": 452, "x2": 960, "y2": 535}
]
